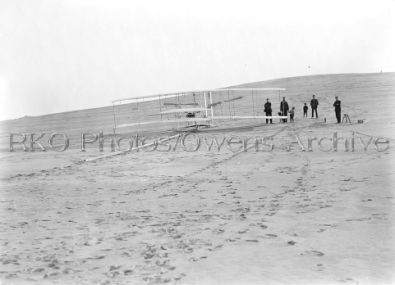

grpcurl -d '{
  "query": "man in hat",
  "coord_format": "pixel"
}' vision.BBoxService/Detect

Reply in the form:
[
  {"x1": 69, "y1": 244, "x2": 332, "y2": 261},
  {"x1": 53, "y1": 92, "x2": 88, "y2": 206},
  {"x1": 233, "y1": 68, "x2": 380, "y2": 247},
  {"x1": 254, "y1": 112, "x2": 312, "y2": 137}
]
[
  {"x1": 280, "y1": 97, "x2": 289, "y2": 123},
  {"x1": 264, "y1": 98, "x2": 273, "y2": 124},
  {"x1": 333, "y1": 96, "x2": 341, "y2": 123},
  {"x1": 310, "y1": 94, "x2": 319, "y2": 118}
]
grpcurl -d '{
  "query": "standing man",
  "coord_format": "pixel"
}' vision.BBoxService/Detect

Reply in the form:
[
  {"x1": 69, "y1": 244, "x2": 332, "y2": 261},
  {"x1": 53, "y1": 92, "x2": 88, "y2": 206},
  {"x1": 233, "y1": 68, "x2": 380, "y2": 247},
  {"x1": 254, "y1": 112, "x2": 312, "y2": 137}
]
[
  {"x1": 264, "y1": 98, "x2": 273, "y2": 124},
  {"x1": 333, "y1": 96, "x2": 341, "y2": 123},
  {"x1": 310, "y1": 94, "x2": 319, "y2": 118},
  {"x1": 280, "y1": 97, "x2": 289, "y2": 123}
]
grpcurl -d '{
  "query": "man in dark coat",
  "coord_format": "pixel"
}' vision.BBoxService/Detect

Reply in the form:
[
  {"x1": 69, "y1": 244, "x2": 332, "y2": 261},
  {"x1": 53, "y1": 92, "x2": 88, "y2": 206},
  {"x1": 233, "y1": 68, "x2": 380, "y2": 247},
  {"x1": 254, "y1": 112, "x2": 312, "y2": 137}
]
[
  {"x1": 310, "y1": 94, "x2": 319, "y2": 118},
  {"x1": 333, "y1": 96, "x2": 341, "y2": 123},
  {"x1": 264, "y1": 98, "x2": 272, "y2": 124},
  {"x1": 280, "y1": 97, "x2": 289, "y2": 123}
]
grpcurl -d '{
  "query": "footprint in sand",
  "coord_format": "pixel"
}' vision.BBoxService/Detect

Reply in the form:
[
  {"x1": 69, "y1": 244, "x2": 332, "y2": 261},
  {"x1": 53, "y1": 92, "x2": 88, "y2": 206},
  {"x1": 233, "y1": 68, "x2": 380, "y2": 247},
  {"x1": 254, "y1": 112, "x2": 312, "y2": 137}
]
[
  {"x1": 258, "y1": 233, "x2": 277, "y2": 239},
  {"x1": 339, "y1": 277, "x2": 359, "y2": 284},
  {"x1": 225, "y1": 238, "x2": 237, "y2": 242},
  {"x1": 315, "y1": 263, "x2": 325, "y2": 271},
  {"x1": 123, "y1": 269, "x2": 133, "y2": 275},
  {"x1": 174, "y1": 273, "x2": 187, "y2": 281},
  {"x1": 213, "y1": 228, "x2": 225, "y2": 234},
  {"x1": 208, "y1": 244, "x2": 223, "y2": 251},
  {"x1": 258, "y1": 224, "x2": 268, "y2": 229},
  {"x1": 301, "y1": 250, "x2": 324, "y2": 257}
]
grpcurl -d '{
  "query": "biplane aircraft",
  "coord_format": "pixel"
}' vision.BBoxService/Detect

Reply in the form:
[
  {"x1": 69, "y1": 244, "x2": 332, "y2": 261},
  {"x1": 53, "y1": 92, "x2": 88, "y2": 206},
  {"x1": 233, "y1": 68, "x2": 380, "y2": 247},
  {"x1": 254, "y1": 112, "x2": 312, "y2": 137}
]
[{"x1": 111, "y1": 88, "x2": 287, "y2": 133}]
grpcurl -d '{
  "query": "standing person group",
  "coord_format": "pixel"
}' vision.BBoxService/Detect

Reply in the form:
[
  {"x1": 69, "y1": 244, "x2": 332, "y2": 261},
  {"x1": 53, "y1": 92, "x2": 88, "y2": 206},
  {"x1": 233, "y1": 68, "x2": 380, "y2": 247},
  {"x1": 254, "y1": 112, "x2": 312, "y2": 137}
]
[
  {"x1": 263, "y1": 94, "x2": 342, "y2": 124},
  {"x1": 306, "y1": 94, "x2": 342, "y2": 123}
]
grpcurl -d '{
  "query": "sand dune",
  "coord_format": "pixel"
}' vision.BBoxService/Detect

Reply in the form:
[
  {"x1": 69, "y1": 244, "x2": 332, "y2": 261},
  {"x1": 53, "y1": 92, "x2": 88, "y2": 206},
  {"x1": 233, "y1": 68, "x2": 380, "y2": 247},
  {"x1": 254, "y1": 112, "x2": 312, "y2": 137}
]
[{"x1": 0, "y1": 73, "x2": 394, "y2": 284}]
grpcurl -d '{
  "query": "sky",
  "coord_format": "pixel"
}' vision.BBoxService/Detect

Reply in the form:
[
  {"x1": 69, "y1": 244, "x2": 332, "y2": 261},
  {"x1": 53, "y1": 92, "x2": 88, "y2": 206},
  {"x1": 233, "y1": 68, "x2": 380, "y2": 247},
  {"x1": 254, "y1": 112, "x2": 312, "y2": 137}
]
[{"x1": 0, "y1": 0, "x2": 394, "y2": 120}]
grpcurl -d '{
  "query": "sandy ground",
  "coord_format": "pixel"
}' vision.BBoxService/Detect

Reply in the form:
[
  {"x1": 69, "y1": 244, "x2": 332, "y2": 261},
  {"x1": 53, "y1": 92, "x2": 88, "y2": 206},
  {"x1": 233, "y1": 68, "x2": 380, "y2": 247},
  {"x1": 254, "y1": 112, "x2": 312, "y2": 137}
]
[{"x1": 0, "y1": 73, "x2": 394, "y2": 284}]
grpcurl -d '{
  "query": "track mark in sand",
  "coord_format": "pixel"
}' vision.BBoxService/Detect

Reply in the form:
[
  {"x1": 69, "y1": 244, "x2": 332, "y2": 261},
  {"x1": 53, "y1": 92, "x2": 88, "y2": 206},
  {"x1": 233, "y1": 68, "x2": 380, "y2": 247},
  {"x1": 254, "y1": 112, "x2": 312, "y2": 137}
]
[
  {"x1": 187, "y1": 125, "x2": 291, "y2": 176},
  {"x1": 258, "y1": 233, "x2": 278, "y2": 239},
  {"x1": 237, "y1": 229, "x2": 249, "y2": 234},
  {"x1": 361, "y1": 198, "x2": 373, "y2": 202},
  {"x1": 301, "y1": 250, "x2": 325, "y2": 257},
  {"x1": 317, "y1": 223, "x2": 338, "y2": 233},
  {"x1": 339, "y1": 277, "x2": 359, "y2": 284},
  {"x1": 276, "y1": 166, "x2": 298, "y2": 174},
  {"x1": 126, "y1": 128, "x2": 289, "y2": 193},
  {"x1": 245, "y1": 239, "x2": 259, "y2": 243},
  {"x1": 208, "y1": 244, "x2": 224, "y2": 252},
  {"x1": 315, "y1": 263, "x2": 325, "y2": 272}
]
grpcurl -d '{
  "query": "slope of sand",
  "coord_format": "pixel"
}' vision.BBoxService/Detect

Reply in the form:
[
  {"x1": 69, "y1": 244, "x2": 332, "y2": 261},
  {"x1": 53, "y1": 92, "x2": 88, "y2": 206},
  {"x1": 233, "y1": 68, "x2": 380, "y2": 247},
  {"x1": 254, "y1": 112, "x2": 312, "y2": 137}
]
[{"x1": 0, "y1": 73, "x2": 394, "y2": 284}]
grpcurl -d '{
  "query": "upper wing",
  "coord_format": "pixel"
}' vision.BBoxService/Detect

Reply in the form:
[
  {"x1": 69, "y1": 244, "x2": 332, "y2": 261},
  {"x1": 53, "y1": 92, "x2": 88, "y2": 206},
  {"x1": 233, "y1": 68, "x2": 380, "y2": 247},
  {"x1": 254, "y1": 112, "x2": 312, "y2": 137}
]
[{"x1": 112, "y1": 88, "x2": 286, "y2": 104}]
